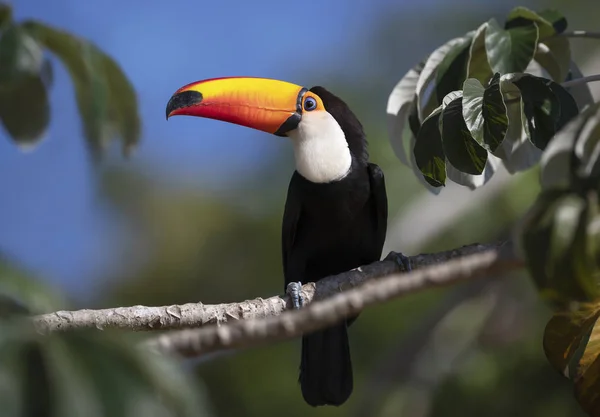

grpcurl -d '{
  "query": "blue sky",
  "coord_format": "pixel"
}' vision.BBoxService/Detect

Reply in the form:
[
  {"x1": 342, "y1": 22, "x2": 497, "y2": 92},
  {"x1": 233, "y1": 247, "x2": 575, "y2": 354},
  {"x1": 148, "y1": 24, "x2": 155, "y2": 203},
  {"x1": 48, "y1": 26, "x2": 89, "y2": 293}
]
[{"x1": 0, "y1": 0, "x2": 534, "y2": 297}]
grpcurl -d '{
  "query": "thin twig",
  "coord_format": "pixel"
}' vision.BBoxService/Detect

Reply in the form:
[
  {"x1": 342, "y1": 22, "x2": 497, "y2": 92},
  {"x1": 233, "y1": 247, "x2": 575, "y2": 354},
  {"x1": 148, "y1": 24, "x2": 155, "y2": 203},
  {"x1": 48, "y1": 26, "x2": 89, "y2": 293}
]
[
  {"x1": 144, "y1": 242, "x2": 523, "y2": 357},
  {"x1": 561, "y1": 74, "x2": 600, "y2": 89},
  {"x1": 562, "y1": 31, "x2": 600, "y2": 40},
  {"x1": 33, "y1": 243, "x2": 502, "y2": 333}
]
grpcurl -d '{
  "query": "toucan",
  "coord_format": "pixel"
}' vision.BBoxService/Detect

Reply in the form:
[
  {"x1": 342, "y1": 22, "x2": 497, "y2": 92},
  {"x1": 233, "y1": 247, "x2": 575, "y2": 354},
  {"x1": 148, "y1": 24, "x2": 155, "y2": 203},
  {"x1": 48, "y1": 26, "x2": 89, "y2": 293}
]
[{"x1": 165, "y1": 77, "x2": 407, "y2": 407}]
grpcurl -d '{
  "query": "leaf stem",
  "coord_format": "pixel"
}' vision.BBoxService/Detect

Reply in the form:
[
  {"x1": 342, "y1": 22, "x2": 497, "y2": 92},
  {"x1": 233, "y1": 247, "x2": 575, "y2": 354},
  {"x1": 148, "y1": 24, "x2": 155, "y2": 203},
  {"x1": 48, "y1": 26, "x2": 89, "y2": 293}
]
[
  {"x1": 561, "y1": 74, "x2": 600, "y2": 89},
  {"x1": 561, "y1": 31, "x2": 600, "y2": 40}
]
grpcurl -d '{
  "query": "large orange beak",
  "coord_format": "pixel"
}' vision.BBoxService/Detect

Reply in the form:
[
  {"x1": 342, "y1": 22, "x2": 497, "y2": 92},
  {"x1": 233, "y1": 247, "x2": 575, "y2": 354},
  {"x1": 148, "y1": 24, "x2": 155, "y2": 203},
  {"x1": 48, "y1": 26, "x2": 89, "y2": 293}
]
[{"x1": 165, "y1": 77, "x2": 308, "y2": 136}]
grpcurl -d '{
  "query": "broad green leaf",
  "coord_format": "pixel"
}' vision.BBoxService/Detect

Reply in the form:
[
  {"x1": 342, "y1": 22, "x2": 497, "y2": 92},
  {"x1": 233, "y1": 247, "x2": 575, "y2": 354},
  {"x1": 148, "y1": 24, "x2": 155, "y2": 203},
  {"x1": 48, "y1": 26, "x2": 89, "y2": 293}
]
[
  {"x1": 540, "y1": 109, "x2": 588, "y2": 190},
  {"x1": 414, "y1": 106, "x2": 445, "y2": 187},
  {"x1": 485, "y1": 18, "x2": 539, "y2": 75},
  {"x1": 0, "y1": 74, "x2": 49, "y2": 148},
  {"x1": 408, "y1": 98, "x2": 442, "y2": 194},
  {"x1": 540, "y1": 102, "x2": 600, "y2": 191},
  {"x1": 440, "y1": 96, "x2": 487, "y2": 175},
  {"x1": 0, "y1": 3, "x2": 12, "y2": 29},
  {"x1": 520, "y1": 190, "x2": 600, "y2": 304},
  {"x1": 435, "y1": 38, "x2": 472, "y2": 108},
  {"x1": 0, "y1": 257, "x2": 211, "y2": 417},
  {"x1": 445, "y1": 152, "x2": 501, "y2": 190},
  {"x1": 441, "y1": 90, "x2": 463, "y2": 107},
  {"x1": 415, "y1": 34, "x2": 473, "y2": 121},
  {"x1": 505, "y1": 7, "x2": 567, "y2": 39},
  {"x1": 462, "y1": 75, "x2": 508, "y2": 153},
  {"x1": 535, "y1": 36, "x2": 571, "y2": 82},
  {"x1": 462, "y1": 78, "x2": 486, "y2": 146},
  {"x1": 543, "y1": 303, "x2": 600, "y2": 378},
  {"x1": 0, "y1": 325, "x2": 207, "y2": 417},
  {"x1": 578, "y1": 192, "x2": 600, "y2": 299},
  {"x1": 387, "y1": 62, "x2": 423, "y2": 165},
  {"x1": 544, "y1": 303, "x2": 600, "y2": 415},
  {"x1": 547, "y1": 81, "x2": 579, "y2": 131},
  {"x1": 512, "y1": 73, "x2": 577, "y2": 150},
  {"x1": 467, "y1": 22, "x2": 493, "y2": 84},
  {"x1": 494, "y1": 75, "x2": 543, "y2": 173},
  {"x1": 537, "y1": 9, "x2": 569, "y2": 35},
  {"x1": 576, "y1": 353, "x2": 600, "y2": 416},
  {"x1": 407, "y1": 97, "x2": 420, "y2": 139},
  {"x1": 0, "y1": 24, "x2": 44, "y2": 86},
  {"x1": 21, "y1": 21, "x2": 140, "y2": 157},
  {"x1": 482, "y1": 76, "x2": 509, "y2": 152}
]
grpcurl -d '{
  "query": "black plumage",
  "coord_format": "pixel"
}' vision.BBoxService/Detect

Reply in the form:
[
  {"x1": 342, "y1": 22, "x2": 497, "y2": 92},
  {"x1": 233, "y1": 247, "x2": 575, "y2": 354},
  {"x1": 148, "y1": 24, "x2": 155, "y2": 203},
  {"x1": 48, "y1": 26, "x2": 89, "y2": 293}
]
[{"x1": 282, "y1": 87, "x2": 388, "y2": 406}]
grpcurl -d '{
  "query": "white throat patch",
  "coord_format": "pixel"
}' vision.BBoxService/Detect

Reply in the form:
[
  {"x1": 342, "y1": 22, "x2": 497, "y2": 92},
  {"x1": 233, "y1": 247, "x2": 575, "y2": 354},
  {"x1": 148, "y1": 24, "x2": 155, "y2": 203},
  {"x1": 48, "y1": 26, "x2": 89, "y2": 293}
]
[{"x1": 287, "y1": 111, "x2": 352, "y2": 184}]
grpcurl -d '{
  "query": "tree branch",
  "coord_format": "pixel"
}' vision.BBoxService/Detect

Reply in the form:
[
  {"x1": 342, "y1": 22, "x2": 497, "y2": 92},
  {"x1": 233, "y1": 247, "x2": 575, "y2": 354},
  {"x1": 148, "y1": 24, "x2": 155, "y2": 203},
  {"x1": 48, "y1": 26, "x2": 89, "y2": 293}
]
[
  {"x1": 144, "y1": 242, "x2": 523, "y2": 358},
  {"x1": 33, "y1": 242, "x2": 507, "y2": 334}
]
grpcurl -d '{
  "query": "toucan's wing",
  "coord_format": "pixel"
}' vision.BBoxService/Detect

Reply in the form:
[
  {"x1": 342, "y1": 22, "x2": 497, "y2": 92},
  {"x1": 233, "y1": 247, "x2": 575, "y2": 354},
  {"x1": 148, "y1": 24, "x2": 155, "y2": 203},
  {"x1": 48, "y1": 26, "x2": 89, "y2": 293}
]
[
  {"x1": 281, "y1": 174, "x2": 304, "y2": 289},
  {"x1": 367, "y1": 163, "x2": 388, "y2": 259}
]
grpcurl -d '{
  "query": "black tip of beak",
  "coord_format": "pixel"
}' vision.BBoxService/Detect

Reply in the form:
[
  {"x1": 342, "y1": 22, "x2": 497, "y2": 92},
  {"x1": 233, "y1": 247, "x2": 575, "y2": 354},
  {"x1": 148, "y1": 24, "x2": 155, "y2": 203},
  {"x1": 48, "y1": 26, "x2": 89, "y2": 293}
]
[{"x1": 165, "y1": 90, "x2": 204, "y2": 119}]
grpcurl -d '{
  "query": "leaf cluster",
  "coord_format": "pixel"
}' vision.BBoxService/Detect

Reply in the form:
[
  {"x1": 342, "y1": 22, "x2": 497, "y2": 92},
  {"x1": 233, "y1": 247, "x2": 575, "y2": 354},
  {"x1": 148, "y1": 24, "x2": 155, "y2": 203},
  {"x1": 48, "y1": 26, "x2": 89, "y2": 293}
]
[
  {"x1": 0, "y1": 258, "x2": 206, "y2": 417},
  {"x1": 387, "y1": 7, "x2": 592, "y2": 191},
  {"x1": 0, "y1": 3, "x2": 139, "y2": 157}
]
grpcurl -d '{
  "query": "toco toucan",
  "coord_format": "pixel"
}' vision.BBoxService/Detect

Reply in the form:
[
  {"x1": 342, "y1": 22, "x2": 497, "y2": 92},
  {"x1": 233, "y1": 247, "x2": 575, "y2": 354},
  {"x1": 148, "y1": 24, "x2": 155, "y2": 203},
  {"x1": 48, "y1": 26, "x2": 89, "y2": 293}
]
[{"x1": 166, "y1": 77, "x2": 400, "y2": 407}]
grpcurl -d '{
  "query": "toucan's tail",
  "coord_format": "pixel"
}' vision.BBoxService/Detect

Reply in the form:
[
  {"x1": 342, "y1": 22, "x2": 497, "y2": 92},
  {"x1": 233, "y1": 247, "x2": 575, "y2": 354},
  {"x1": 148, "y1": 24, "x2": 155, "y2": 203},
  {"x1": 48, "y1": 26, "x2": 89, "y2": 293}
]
[{"x1": 299, "y1": 323, "x2": 353, "y2": 407}]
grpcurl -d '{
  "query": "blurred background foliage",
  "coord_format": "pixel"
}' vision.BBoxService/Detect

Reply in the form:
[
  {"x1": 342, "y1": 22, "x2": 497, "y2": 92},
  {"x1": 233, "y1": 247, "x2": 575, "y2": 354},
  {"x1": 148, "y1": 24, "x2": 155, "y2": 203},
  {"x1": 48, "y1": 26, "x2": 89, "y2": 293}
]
[{"x1": 2, "y1": 0, "x2": 600, "y2": 416}]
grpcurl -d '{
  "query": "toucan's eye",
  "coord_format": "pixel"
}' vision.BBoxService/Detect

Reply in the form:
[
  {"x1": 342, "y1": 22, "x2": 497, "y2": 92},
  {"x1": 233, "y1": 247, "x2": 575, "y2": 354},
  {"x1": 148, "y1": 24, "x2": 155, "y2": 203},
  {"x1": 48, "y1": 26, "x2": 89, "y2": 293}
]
[{"x1": 304, "y1": 96, "x2": 317, "y2": 111}]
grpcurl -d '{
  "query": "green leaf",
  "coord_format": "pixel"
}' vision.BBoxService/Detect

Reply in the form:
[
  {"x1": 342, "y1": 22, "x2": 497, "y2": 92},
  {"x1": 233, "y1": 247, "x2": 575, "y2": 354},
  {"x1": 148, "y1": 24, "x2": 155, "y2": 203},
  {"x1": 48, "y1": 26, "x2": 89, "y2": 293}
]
[
  {"x1": 511, "y1": 73, "x2": 578, "y2": 150},
  {"x1": 493, "y1": 75, "x2": 543, "y2": 173},
  {"x1": 482, "y1": 76, "x2": 509, "y2": 152},
  {"x1": 0, "y1": 24, "x2": 44, "y2": 86},
  {"x1": 0, "y1": 74, "x2": 50, "y2": 148},
  {"x1": 0, "y1": 265, "x2": 209, "y2": 417},
  {"x1": 543, "y1": 304, "x2": 600, "y2": 378},
  {"x1": 520, "y1": 191, "x2": 578, "y2": 301},
  {"x1": 462, "y1": 75, "x2": 508, "y2": 153},
  {"x1": 485, "y1": 18, "x2": 539, "y2": 74},
  {"x1": 0, "y1": 2, "x2": 12, "y2": 29},
  {"x1": 0, "y1": 325, "x2": 208, "y2": 417},
  {"x1": 467, "y1": 22, "x2": 493, "y2": 84},
  {"x1": 543, "y1": 302, "x2": 600, "y2": 415},
  {"x1": 576, "y1": 352, "x2": 600, "y2": 416},
  {"x1": 505, "y1": 7, "x2": 567, "y2": 39},
  {"x1": 387, "y1": 62, "x2": 423, "y2": 165},
  {"x1": 540, "y1": 101, "x2": 600, "y2": 191},
  {"x1": 535, "y1": 36, "x2": 571, "y2": 82},
  {"x1": 414, "y1": 106, "x2": 445, "y2": 187},
  {"x1": 446, "y1": 153, "x2": 501, "y2": 190},
  {"x1": 407, "y1": 98, "x2": 442, "y2": 194},
  {"x1": 547, "y1": 80, "x2": 579, "y2": 130},
  {"x1": 440, "y1": 95, "x2": 487, "y2": 175},
  {"x1": 520, "y1": 190, "x2": 600, "y2": 304},
  {"x1": 462, "y1": 78, "x2": 486, "y2": 146},
  {"x1": 415, "y1": 34, "x2": 473, "y2": 121},
  {"x1": 537, "y1": 9, "x2": 568, "y2": 34},
  {"x1": 435, "y1": 38, "x2": 472, "y2": 108},
  {"x1": 21, "y1": 20, "x2": 140, "y2": 157}
]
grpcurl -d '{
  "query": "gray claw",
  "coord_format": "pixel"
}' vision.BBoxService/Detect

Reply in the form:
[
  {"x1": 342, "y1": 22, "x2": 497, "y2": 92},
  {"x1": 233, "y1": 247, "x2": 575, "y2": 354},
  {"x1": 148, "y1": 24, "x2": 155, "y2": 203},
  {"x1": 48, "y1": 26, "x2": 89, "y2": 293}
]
[
  {"x1": 385, "y1": 251, "x2": 412, "y2": 272},
  {"x1": 286, "y1": 281, "x2": 304, "y2": 309}
]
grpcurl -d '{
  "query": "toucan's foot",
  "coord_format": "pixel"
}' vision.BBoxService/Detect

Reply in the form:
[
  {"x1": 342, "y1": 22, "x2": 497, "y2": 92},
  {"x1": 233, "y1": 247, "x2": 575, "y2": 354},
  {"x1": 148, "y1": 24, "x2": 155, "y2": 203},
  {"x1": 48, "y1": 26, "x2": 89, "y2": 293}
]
[
  {"x1": 286, "y1": 281, "x2": 304, "y2": 309},
  {"x1": 385, "y1": 251, "x2": 412, "y2": 272}
]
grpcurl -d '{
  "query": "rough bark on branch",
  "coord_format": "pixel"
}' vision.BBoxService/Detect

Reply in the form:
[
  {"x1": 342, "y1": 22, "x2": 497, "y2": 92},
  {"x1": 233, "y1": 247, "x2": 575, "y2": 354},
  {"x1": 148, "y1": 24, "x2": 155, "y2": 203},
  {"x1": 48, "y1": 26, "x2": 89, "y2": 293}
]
[
  {"x1": 33, "y1": 243, "x2": 506, "y2": 334},
  {"x1": 145, "y1": 242, "x2": 523, "y2": 357}
]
